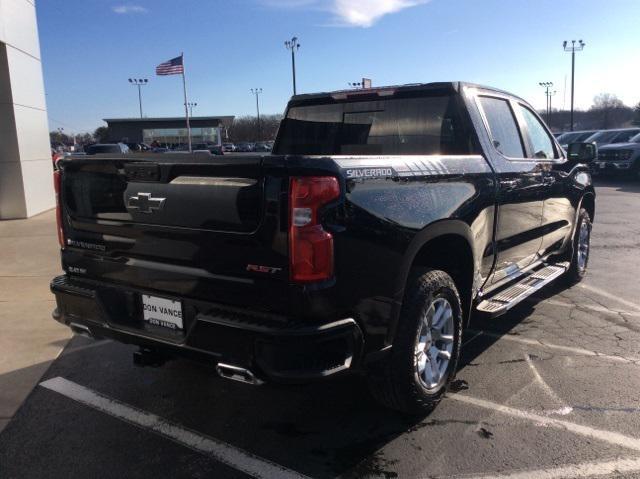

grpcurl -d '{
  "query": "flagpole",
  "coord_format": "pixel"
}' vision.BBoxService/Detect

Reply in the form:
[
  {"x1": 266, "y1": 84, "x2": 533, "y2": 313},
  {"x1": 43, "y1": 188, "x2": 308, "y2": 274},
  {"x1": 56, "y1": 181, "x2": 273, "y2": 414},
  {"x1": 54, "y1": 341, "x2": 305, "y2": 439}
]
[{"x1": 180, "y1": 52, "x2": 192, "y2": 152}]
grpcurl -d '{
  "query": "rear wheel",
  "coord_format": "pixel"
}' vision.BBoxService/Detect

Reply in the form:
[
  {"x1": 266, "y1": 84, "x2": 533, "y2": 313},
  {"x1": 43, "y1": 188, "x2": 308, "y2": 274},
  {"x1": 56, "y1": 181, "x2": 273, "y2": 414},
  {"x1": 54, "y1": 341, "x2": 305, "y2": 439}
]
[
  {"x1": 565, "y1": 208, "x2": 591, "y2": 284},
  {"x1": 367, "y1": 269, "x2": 463, "y2": 415}
]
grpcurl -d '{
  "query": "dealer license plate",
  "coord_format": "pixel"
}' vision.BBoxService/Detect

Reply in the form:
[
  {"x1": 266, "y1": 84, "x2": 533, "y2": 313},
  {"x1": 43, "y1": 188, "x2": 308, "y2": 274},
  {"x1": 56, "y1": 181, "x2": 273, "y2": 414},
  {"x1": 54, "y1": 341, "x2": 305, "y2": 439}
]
[{"x1": 141, "y1": 294, "x2": 184, "y2": 330}]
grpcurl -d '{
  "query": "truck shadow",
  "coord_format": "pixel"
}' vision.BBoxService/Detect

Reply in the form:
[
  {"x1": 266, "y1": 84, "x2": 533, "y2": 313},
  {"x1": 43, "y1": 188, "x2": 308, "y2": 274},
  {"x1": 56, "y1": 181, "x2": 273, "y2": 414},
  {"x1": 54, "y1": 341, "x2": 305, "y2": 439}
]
[{"x1": 1, "y1": 286, "x2": 559, "y2": 479}]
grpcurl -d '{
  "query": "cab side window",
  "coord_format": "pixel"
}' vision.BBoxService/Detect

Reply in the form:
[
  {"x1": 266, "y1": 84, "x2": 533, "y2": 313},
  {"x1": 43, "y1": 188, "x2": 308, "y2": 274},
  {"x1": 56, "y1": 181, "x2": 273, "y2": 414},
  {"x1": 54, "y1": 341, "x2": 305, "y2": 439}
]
[
  {"x1": 479, "y1": 96, "x2": 525, "y2": 158},
  {"x1": 518, "y1": 104, "x2": 558, "y2": 159}
]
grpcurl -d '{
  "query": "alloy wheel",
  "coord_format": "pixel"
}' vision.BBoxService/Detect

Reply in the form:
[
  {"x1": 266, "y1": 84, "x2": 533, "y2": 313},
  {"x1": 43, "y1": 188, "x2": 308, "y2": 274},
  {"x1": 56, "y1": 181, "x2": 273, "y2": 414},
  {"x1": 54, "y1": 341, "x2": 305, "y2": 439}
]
[{"x1": 414, "y1": 297, "x2": 455, "y2": 390}]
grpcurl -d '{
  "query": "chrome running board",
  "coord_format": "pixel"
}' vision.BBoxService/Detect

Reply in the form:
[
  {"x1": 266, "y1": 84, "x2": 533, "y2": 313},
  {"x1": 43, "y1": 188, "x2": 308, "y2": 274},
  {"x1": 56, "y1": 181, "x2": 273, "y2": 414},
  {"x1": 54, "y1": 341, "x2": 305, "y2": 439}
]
[{"x1": 476, "y1": 262, "x2": 569, "y2": 317}]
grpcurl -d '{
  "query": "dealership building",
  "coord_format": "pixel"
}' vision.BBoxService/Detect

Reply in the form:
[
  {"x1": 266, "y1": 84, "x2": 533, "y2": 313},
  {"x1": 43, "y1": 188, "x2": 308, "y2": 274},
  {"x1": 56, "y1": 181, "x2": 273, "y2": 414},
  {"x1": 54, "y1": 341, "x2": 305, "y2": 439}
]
[
  {"x1": 0, "y1": 0, "x2": 54, "y2": 219},
  {"x1": 104, "y1": 116, "x2": 234, "y2": 146}
]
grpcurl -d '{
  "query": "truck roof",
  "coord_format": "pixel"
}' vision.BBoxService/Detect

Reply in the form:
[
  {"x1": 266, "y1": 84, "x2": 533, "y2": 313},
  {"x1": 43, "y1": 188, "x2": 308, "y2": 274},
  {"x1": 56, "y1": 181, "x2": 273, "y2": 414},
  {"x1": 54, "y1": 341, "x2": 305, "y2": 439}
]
[{"x1": 288, "y1": 81, "x2": 527, "y2": 106}]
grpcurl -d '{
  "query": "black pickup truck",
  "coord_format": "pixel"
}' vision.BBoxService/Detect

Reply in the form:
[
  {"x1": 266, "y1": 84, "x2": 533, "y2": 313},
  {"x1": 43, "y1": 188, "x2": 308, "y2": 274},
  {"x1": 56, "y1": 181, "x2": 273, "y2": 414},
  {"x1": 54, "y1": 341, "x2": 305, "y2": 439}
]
[{"x1": 51, "y1": 82, "x2": 596, "y2": 414}]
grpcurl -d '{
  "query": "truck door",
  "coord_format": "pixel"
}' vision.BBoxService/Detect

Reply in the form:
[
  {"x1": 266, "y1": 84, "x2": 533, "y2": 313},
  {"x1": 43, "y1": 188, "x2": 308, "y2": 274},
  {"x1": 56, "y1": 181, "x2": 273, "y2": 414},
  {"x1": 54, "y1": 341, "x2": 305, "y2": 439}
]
[
  {"x1": 476, "y1": 94, "x2": 546, "y2": 286},
  {"x1": 515, "y1": 102, "x2": 574, "y2": 258}
]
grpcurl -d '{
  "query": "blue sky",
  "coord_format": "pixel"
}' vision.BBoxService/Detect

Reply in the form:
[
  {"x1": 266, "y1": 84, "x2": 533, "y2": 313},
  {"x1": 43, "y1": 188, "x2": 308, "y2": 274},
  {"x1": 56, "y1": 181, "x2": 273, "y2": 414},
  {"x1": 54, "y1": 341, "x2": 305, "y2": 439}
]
[{"x1": 38, "y1": 0, "x2": 640, "y2": 133}]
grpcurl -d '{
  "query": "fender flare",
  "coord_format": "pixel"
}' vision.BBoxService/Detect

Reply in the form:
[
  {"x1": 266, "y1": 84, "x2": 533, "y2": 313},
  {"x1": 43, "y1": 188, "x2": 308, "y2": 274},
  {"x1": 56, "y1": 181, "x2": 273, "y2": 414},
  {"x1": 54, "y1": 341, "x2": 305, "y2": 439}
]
[{"x1": 386, "y1": 219, "x2": 477, "y2": 345}]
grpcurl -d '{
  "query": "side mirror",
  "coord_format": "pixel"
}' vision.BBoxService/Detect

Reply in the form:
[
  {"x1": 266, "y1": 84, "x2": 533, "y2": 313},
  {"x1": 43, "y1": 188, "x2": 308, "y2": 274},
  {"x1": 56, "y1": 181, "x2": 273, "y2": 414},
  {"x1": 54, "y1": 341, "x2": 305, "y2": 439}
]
[{"x1": 567, "y1": 141, "x2": 597, "y2": 163}]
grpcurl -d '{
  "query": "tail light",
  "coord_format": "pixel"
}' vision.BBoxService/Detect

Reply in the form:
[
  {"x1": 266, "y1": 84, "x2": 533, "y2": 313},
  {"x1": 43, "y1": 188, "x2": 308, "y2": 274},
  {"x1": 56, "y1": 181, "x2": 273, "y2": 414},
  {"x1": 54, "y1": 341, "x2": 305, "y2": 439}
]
[
  {"x1": 53, "y1": 170, "x2": 65, "y2": 249},
  {"x1": 289, "y1": 176, "x2": 340, "y2": 283}
]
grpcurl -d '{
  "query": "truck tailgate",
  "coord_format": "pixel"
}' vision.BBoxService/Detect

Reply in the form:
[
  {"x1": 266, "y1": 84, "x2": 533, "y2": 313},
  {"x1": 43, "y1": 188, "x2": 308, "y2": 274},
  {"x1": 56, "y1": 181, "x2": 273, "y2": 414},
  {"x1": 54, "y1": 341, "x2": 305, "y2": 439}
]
[{"x1": 59, "y1": 156, "x2": 289, "y2": 312}]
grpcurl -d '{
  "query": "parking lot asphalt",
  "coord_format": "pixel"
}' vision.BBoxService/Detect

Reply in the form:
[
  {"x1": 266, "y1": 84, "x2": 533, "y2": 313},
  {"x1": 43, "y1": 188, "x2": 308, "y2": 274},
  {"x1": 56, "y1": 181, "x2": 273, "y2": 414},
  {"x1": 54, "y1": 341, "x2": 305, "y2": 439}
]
[{"x1": 1, "y1": 179, "x2": 640, "y2": 479}]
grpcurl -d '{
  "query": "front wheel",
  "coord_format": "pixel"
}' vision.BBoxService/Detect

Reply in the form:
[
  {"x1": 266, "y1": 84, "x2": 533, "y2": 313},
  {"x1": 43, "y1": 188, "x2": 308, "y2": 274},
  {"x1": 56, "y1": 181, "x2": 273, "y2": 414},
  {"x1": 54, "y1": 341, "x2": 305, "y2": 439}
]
[
  {"x1": 565, "y1": 208, "x2": 592, "y2": 284},
  {"x1": 367, "y1": 269, "x2": 463, "y2": 415}
]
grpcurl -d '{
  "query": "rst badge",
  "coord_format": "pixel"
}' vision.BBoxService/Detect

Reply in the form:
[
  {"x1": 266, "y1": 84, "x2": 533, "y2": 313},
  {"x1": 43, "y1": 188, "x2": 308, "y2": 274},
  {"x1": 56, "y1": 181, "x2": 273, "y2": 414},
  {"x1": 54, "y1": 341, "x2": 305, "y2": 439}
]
[{"x1": 246, "y1": 264, "x2": 282, "y2": 274}]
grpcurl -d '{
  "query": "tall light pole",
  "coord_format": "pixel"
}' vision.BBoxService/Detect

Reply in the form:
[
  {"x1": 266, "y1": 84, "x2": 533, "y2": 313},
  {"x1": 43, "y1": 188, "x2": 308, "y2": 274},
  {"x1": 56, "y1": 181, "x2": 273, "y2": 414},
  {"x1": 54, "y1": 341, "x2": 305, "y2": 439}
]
[
  {"x1": 563, "y1": 40, "x2": 585, "y2": 131},
  {"x1": 539, "y1": 81, "x2": 553, "y2": 123},
  {"x1": 284, "y1": 36, "x2": 300, "y2": 96},
  {"x1": 185, "y1": 102, "x2": 197, "y2": 117},
  {"x1": 548, "y1": 90, "x2": 557, "y2": 123},
  {"x1": 251, "y1": 88, "x2": 262, "y2": 140},
  {"x1": 128, "y1": 78, "x2": 148, "y2": 118}
]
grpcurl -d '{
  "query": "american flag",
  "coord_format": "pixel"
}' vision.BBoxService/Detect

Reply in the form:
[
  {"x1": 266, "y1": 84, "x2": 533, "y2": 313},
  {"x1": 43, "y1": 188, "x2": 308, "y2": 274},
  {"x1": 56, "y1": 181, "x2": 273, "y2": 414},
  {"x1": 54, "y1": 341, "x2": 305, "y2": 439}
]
[{"x1": 156, "y1": 55, "x2": 184, "y2": 76}]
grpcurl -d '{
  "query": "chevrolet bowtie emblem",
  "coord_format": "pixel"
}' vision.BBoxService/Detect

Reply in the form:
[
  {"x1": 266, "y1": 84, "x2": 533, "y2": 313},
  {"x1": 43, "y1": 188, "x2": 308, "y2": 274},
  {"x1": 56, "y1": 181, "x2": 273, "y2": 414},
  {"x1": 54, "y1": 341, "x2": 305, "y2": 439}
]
[{"x1": 127, "y1": 193, "x2": 166, "y2": 214}]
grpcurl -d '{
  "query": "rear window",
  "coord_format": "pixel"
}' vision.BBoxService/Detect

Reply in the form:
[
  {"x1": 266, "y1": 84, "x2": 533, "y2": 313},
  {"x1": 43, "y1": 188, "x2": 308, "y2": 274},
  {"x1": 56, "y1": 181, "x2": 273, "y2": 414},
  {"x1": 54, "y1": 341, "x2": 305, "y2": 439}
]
[{"x1": 274, "y1": 94, "x2": 475, "y2": 155}]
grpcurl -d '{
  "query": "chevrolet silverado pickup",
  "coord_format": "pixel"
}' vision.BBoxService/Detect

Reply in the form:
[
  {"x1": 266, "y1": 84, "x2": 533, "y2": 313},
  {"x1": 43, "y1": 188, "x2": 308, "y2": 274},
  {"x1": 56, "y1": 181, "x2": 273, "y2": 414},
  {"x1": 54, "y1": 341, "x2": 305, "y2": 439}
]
[{"x1": 51, "y1": 82, "x2": 596, "y2": 414}]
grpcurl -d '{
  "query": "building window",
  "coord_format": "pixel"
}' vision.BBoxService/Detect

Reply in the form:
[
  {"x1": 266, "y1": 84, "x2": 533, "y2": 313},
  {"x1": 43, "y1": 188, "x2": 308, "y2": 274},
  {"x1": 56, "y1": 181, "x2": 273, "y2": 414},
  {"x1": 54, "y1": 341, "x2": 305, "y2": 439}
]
[{"x1": 142, "y1": 127, "x2": 219, "y2": 146}]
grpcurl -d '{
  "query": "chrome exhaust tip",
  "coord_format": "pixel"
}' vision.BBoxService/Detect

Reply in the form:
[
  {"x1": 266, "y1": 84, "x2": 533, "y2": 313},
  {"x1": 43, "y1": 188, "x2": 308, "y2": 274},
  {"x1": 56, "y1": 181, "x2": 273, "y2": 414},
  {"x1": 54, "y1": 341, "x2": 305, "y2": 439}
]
[
  {"x1": 216, "y1": 363, "x2": 264, "y2": 385},
  {"x1": 69, "y1": 322, "x2": 93, "y2": 339}
]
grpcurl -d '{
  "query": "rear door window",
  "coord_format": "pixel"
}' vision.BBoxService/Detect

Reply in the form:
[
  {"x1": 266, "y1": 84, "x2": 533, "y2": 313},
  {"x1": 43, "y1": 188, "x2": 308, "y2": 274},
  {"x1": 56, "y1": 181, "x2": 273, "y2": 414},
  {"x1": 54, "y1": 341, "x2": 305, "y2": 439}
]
[
  {"x1": 517, "y1": 104, "x2": 558, "y2": 159},
  {"x1": 478, "y1": 96, "x2": 525, "y2": 158}
]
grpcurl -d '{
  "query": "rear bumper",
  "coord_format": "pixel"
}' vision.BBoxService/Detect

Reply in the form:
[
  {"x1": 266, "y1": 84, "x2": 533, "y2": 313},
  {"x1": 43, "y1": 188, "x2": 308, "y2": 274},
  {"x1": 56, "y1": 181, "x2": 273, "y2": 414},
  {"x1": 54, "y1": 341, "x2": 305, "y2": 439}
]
[{"x1": 51, "y1": 275, "x2": 363, "y2": 383}]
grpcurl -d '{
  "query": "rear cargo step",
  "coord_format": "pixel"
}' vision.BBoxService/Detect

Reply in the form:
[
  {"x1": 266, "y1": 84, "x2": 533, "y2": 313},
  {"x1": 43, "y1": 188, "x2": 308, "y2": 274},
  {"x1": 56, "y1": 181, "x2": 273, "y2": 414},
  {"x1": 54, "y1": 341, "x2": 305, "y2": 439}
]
[{"x1": 476, "y1": 262, "x2": 570, "y2": 316}]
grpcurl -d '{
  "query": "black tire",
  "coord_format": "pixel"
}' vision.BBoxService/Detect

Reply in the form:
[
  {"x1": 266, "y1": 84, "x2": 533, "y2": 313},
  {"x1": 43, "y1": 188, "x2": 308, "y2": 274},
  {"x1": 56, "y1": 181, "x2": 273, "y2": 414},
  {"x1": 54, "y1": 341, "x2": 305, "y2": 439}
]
[
  {"x1": 367, "y1": 269, "x2": 463, "y2": 415},
  {"x1": 565, "y1": 208, "x2": 591, "y2": 284}
]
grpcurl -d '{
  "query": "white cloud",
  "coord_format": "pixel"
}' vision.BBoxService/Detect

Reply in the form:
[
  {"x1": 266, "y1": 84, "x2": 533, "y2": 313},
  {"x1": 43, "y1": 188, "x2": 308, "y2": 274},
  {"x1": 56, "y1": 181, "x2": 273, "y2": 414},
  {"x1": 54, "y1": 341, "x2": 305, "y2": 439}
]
[
  {"x1": 262, "y1": 0, "x2": 428, "y2": 27},
  {"x1": 112, "y1": 5, "x2": 148, "y2": 14},
  {"x1": 331, "y1": 0, "x2": 428, "y2": 27}
]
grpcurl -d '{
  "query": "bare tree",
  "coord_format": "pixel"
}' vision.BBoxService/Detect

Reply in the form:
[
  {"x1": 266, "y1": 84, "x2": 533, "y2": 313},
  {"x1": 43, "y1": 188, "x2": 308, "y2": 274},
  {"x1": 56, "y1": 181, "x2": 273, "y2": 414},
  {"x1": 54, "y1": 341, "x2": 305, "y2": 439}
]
[
  {"x1": 93, "y1": 126, "x2": 111, "y2": 143},
  {"x1": 632, "y1": 102, "x2": 640, "y2": 126},
  {"x1": 590, "y1": 93, "x2": 627, "y2": 129},
  {"x1": 227, "y1": 115, "x2": 282, "y2": 142}
]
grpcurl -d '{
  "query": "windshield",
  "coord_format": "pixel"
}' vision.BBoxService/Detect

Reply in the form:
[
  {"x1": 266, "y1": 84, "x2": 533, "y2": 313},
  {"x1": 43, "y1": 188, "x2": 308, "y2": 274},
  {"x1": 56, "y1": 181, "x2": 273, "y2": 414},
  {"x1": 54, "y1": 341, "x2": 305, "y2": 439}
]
[
  {"x1": 586, "y1": 130, "x2": 620, "y2": 143},
  {"x1": 557, "y1": 132, "x2": 582, "y2": 144},
  {"x1": 575, "y1": 131, "x2": 597, "y2": 142},
  {"x1": 274, "y1": 94, "x2": 475, "y2": 155},
  {"x1": 611, "y1": 129, "x2": 640, "y2": 143}
]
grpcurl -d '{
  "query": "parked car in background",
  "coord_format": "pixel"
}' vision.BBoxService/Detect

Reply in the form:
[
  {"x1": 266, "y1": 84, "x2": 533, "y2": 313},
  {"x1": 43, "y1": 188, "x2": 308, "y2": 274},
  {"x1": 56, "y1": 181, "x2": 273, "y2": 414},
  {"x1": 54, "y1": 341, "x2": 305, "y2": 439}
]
[
  {"x1": 223, "y1": 143, "x2": 236, "y2": 152},
  {"x1": 254, "y1": 142, "x2": 272, "y2": 152},
  {"x1": 593, "y1": 132, "x2": 640, "y2": 179},
  {"x1": 51, "y1": 149, "x2": 61, "y2": 169},
  {"x1": 235, "y1": 142, "x2": 254, "y2": 152},
  {"x1": 85, "y1": 143, "x2": 130, "y2": 155},
  {"x1": 584, "y1": 128, "x2": 640, "y2": 147},
  {"x1": 557, "y1": 130, "x2": 598, "y2": 150},
  {"x1": 193, "y1": 143, "x2": 224, "y2": 155},
  {"x1": 126, "y1": 143, "x2": 152, "y2": 152}
]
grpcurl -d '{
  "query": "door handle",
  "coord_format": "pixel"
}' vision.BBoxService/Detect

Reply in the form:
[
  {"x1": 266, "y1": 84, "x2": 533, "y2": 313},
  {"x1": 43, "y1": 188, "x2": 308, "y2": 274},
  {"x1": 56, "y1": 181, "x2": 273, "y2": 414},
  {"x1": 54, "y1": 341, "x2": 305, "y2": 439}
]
[{"x1": 500, "y1": 179, "x2": 521, "y2": 189}]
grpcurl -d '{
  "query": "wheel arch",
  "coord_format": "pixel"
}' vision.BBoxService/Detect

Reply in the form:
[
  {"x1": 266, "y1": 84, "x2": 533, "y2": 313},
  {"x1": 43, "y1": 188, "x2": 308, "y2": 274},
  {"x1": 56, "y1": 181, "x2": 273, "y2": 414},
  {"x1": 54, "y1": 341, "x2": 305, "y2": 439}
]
[
  {"x1": 388, "y1": 220, "x2": 477, "y2": 343},
  {"x1": 581, "y1": 191, "x2": 595, "y2": 223}
]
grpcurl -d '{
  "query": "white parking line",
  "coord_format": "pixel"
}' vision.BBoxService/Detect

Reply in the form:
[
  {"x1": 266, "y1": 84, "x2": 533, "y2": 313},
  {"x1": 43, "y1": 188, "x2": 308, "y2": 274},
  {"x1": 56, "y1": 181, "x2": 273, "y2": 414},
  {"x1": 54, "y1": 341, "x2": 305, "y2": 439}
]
[
  {"x1": 466, "y1": 329, "x2": 640, "y2": 364},
  {"x1": 456, "y1": 457, "x2": 640, "y2": 479},
  {"x1": 524, "y1": 353, "x2": 566, "y2": 409},
  {"x1": 579, "y1": 283, "x2": 640, "y2": 312},
  {"x1": 525, "y1": 297, "x2": 640, "y2": 317},
  {"x1": 39, "y1": 377, "x2": 310, "y2": 479},
  {"x1": 449, "y1": 393, "x2": 640, "y2": 452}
]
